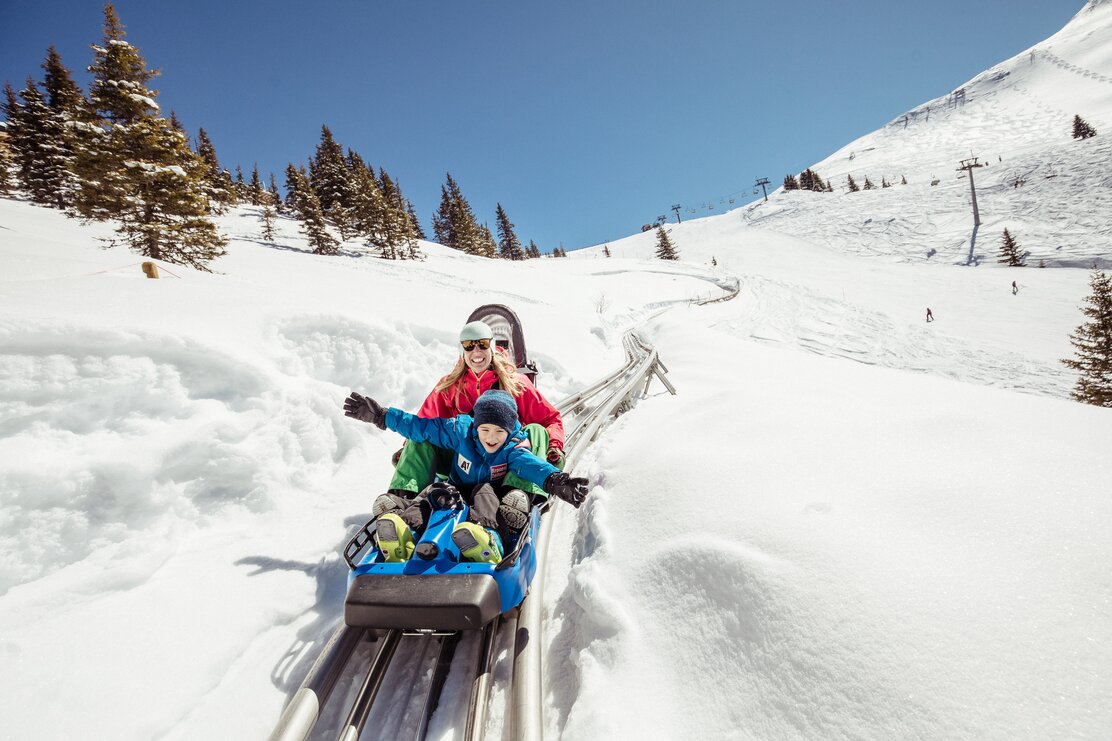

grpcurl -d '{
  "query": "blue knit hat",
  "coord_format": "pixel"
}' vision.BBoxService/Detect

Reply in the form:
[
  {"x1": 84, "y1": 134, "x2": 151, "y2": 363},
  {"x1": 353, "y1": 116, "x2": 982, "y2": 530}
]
[{"x1": 472, "y1": 390, "x2": 518, "y2": 432}]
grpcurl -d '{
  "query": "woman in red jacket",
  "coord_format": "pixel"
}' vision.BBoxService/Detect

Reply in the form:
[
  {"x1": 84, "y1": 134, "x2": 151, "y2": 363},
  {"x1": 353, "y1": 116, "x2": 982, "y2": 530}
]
[{"x1": 375, "y1": 319, "x2": 565, "y2": 525}]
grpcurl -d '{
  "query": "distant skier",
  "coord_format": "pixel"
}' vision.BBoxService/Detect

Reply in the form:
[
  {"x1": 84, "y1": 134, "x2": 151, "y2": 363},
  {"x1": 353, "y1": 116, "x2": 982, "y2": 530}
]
[
  {"x1": 926, "y1": 307, "x2": 934, "y2": 323},
  {"x1": 1012, "y1": 280, "x2": 1019, "y2": 295}
]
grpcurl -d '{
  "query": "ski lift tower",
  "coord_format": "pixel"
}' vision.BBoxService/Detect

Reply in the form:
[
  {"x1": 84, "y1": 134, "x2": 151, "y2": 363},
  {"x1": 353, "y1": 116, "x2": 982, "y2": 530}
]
[
  {"x1": 672, "y1": 203, "x2": 682, "y2": 223},
  {"x1": 754, "y1": 177, "x2": 770, "y2": 202},
  {"x1": 957, "y1": 155, "x2": 984, "y2": 227}
]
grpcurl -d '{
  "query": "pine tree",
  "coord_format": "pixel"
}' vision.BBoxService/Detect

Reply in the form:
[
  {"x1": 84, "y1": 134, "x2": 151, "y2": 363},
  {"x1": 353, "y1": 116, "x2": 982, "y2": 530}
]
[
  {"x1": 1062, "y1": 270, "x2": 1112, "y2": 407},
  {"x1": 846, "y1": 174, "x2": 860, "y2": 192},
  {"x1": 283, "y1": 163, "x2": 305, "y2": 213},
  {"x1": 603, "y1": 244, "x2": 611, "y2": 258},
  {"x1": 234, "y1": 165, "x2": 248, "y2": 201},
  {"x1": 495, "y1": 203, "x2": 525, "y2": 260},
  {"x1": 39, "y1": 45, "x2": 84, "y2": 207},
  {"x1": 1072, "y1": 114, "x2": 1097, "y2": 140},
  {"x1": 432, "y1": 172, "x2": 482, "y2": 254},
  {"x1": 998, "y1": 228, "x2": 1025, "y2": 267},
  {"x1": 4, "y1": 78, "x2": 71, "y2": 207},
  {"x1": 527, "y1": 240, "x2": 541, "y2": 259},
  {"x1": 432, "y1": 180, "x2": 452, "y2": 244},
  {"x1": 248, "y1": 163, "x2": 264, "y2": 206},
  {"x1": 405, "y1": 199, "x2": 426, "y2": 240},
  {"x1": 783, "y1": 173, "x2": 799, "y2": 190},
  {"x1": 86, "y1": 5, "x2": 157, "y2": 122},
  {"x1": 71, "y1": 4, "x2": 226, "y2": 270},
  {"x1": 863, "y1": 176, "x2": 875, "y2": 190},
  {"x1": 901, "y1": 175, "x2": 908, "y2": 185},
  {"x1": 309, "y1": 124, "x2": 355, "y2": 237},
  {"x1": 41, "y1": 45, "x2": 84, "y2": 114},
  {"x1": 267, "y1": 173, "x2": 282, "y2": 209},
  {"x1": 477, "y1": 223, "x2": 498, "y2": 258},
  {"x1": 882, "y1": 177, "x2": 891, "y2": 188},
  {"x1": 0, "y1": 141, "x2": 13, "y2": 194},
  {"x1": 346, "y1": 156, "x2": 388, "y2": 250},
  {"x1": 168, "y1": 110, "x2": 185, "y2": 133},
  {"x1": 194, "y1": 127, "x2": 236, "y2": 210},
  {"x1": 260, "y1": 202, "x2": 276, "y2": 241},
  {"x1": 654, "y1": 225, "x2": 679, "y2": 260},
  {"x1": 3, "y1": 82, "x2": 33, "y2": 195},
  {"x1": 799, "y1": 169, "x2": 826, "y2": 192},
  {"x1": 285, "y1": 162, "x2": 339, "y2": 254},
  {"x1": 378, "y1": 168, "x2": 419, "y2": 259}
]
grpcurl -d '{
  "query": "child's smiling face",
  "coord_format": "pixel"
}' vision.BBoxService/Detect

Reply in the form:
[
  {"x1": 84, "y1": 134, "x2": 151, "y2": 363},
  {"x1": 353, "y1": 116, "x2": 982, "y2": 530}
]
[{"x1": 476, "y1": 423, "x2": 508, "y2": 453}]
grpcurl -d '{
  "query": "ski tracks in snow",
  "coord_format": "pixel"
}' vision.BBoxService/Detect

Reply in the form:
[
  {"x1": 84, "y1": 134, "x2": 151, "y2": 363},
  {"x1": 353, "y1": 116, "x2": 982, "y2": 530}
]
[{"x1": 719, "y1": 277, "x2": 1074, "y2": 399}]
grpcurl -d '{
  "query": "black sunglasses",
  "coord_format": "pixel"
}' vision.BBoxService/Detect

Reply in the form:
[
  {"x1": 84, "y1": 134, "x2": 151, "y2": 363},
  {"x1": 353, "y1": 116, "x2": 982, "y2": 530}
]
[{"x1": 461, "y1": 339, "x2": 491, "y2": 351}]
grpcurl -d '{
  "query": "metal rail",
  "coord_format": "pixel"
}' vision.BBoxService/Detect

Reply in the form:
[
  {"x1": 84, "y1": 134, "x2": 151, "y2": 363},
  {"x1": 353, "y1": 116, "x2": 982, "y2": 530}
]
[{"x1": 338, "y1": 629, "x2": 402, "y2": 741}]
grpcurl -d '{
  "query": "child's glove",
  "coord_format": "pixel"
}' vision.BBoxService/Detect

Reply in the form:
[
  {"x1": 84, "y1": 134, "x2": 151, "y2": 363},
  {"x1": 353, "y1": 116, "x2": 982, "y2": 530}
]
[
  {"x1": 543, "y1": 472, "x2": 589, "y2": 508},
  {"x1": 546, "y1": 446, "x2": 566, "y2": 470},
  {"x1": 343, "y1": 391, "x2": 387, "y2": 430}
]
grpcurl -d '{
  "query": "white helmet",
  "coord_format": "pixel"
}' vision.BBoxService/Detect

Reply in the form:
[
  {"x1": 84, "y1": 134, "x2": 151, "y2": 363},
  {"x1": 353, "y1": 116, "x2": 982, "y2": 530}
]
[{"x1": 459, "y1": 320, "x2": 493, "y2": 342}]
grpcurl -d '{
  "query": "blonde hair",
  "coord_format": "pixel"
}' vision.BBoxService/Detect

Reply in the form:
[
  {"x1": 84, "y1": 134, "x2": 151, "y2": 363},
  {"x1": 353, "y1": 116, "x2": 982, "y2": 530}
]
[{"x1": 435, "y1": 348, "x2": 523, "y2": 399}]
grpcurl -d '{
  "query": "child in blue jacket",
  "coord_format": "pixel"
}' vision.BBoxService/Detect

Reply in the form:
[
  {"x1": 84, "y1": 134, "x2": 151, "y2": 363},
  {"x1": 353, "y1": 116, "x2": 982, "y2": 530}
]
[{"x1": 344, "y1": 389, "x2": 589, "y2": 564}]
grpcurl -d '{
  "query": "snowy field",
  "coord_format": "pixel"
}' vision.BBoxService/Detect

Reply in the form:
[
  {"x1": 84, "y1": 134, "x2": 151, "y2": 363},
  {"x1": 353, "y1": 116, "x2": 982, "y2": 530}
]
[{"x1": 3, "y1": 2, "x2": 1112, "y2": 739}]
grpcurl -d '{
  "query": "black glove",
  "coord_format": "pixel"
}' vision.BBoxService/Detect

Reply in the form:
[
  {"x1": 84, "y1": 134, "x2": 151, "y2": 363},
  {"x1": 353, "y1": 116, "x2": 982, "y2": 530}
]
[
  {"x1": 543, "y1": 472, "x2": 589, "y2": 508},
  {"x1": 343, "y1": 391, "x2": 387, "y2": 430}
]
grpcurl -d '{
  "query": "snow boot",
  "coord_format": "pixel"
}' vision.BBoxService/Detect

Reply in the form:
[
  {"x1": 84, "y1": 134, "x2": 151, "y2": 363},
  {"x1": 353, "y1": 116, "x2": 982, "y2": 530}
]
[
  {"x1": 377, "y1": 513, "x2": 415, "y2": 562},
  {"x1": 498, "y1": 489, "x2": 531, "y2": 531},
  {"x1": 451, "y1": 522, "x2": 503, "y2": 564}
]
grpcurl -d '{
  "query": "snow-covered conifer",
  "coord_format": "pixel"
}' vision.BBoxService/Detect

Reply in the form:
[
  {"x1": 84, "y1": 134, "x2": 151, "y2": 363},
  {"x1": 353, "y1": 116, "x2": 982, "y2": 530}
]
[
  {"x1": 260, "y1": 202, "x2": 276, "y2": 241},
  {"x1": 1062, "y1": 270, "x2": 1112, "y2": 407},
  {"x1": 309, "y1": 125, "x2": 355, "y2": 237},
  {"x1": 194, "y1": 127, "x2": 237, "y2": 210},
  {"x1": 4, "y1": 78, "x2": 71, "y2": 207},
  {"x1": 998, "y1": 228, "x2": 1025, "y2": 267},
  {"x1": 0, "y1": 139, "x2": 12, "y2": 194},
  {"x1": 249, "y1": 164, "x2": 264, "y2": 206},
  {"x1": 39, "y1": 45, "x2": 84, "y2": 207},
  {"x1": 72, "y1": 4, "x2": 226, "y2": 270},
  {"x1": 655, "y1": 225, "x2": 679, "y2": 260},
  {"x1": 267, "y1": 172, "x2": 282, "y2": 210},
  {"x1": 405, "y1": 200, "x2": 426, "y2": 240},
  {"x1": 286, "y1": 162, "x2": 338, "y2": 255},
  {"x1": 1072, "y1": 114, "x2": 1097, "y2": 140},
  {"x1": 495, "y1": 203, "x2": 525, "y2": 260},
  {"x1": 432, "y1": 172, "x2": 483, "y2": 254},
  {"x1": 477, "y1": 223, "x2": 498, "y2": 258},
  {"x1": 799, "y1": 169, "x2": 826, "y2": 192}
]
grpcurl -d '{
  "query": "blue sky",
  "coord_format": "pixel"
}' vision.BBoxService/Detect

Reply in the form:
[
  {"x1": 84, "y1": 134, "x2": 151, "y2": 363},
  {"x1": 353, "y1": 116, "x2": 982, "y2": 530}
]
[{"x1": 1, "y1": 1, "x2": 1082, "y2": 252}]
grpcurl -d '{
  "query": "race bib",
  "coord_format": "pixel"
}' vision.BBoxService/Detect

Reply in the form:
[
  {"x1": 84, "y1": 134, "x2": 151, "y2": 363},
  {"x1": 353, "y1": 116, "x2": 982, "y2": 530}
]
[{"x1": 457, "y1": 454, "x2": 473, "y2": 474}]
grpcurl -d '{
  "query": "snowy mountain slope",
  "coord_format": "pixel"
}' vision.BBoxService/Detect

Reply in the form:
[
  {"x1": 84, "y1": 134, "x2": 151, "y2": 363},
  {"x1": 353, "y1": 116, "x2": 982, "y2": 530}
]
[
  {"x1": 730, "y1": 0, "x2": 1112, "y2": 266},
  {"x1": 2, "y1": 176, "x2": 1110, "y2": 740}
]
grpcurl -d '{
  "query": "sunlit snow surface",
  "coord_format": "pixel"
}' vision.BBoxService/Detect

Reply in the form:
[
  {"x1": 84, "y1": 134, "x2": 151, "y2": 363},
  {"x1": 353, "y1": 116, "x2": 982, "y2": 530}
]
[{"x1": 2, "y1": 3, "x2": 1112, "y2": 739}]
